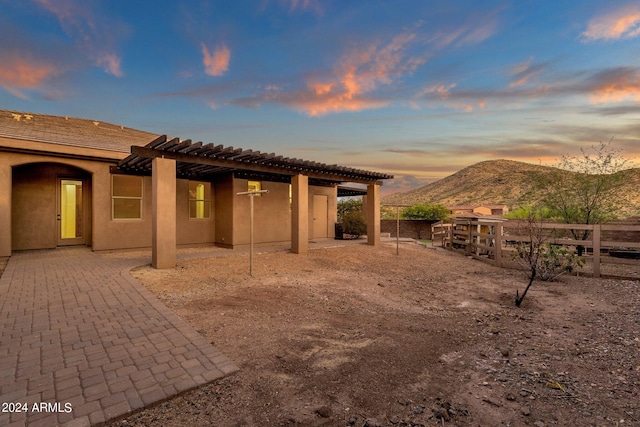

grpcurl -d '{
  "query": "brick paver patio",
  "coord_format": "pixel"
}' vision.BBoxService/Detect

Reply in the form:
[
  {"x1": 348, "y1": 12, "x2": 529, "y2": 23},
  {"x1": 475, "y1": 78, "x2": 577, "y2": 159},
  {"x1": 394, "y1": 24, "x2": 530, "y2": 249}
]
[{"x1": 0, "y1": 247, "x2": 238, "y2": 427}]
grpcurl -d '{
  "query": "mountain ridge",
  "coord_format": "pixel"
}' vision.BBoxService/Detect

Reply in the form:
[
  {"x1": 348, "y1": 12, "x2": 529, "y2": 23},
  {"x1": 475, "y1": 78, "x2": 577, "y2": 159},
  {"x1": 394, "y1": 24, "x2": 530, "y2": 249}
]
[{"x1": 382, "y1": 159, "x2": 640, "y2": 216}]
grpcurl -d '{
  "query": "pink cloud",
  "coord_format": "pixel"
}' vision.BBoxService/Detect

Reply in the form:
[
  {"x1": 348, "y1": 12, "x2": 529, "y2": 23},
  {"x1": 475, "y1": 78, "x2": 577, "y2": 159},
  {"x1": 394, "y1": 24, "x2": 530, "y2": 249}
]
[
  {"x1": 281, "y1": 31, "x2": 425, "y2": 116},
  {"x1": 421, "y1": 83, "x2": 457, "y2": 99},
  {"x1": 508, "y1": 59, "x2": 549, "y2": 87},
  {"x1": 201, "y1": 43, "x2": 231, "y2": 77},
  {"x1": 0, "y1": 53, "x2": 59, "y2": 99},
  {"x1": 582, "y1": 5, "x2": 640, "y2": 41},
  {"x1": 589, "y1": 69, "x2": 640, "y2": 103}
]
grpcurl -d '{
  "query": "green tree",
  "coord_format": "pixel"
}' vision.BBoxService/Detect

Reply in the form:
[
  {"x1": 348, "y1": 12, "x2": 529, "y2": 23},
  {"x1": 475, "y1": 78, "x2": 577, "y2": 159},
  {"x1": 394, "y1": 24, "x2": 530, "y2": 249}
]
[
  {"x1": 401, "y1": 204, "x2": 450, "y2": 221},
  {"x1": 538, "y1": 139, "x2": 632, "y2": 254},
  {"x1": 506, "y1": 205, "x2": 552, "y2": 220}
]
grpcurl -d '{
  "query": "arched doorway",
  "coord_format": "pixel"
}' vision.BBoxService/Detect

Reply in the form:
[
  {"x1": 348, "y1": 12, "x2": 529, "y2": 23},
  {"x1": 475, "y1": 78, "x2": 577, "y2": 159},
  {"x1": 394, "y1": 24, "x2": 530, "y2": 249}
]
[{"x1": 12, "y1": 162, "x2": 92, "y2": 250}]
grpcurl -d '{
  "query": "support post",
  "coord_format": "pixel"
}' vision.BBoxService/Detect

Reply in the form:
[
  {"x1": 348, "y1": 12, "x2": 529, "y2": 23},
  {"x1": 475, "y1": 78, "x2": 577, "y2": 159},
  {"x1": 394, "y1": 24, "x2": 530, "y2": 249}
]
[
  {"x1": 0, "y1": 165, "x2": 11, "y2": 257},
  {"x1": 592, "y1": 224, "x2": 601, "y2": 278},
  {"x1": 291, "y1": 174, "x2": 308, "y2": 254},
  {"x1": 366, "y1": 183, "x2": 380, "y2": 246},
  {"x1": 494, "y1": 222, "x2": 503, "y2": 267},
  {"x1": 152, "y1": 157, "x2": 176, "y2": 269}
]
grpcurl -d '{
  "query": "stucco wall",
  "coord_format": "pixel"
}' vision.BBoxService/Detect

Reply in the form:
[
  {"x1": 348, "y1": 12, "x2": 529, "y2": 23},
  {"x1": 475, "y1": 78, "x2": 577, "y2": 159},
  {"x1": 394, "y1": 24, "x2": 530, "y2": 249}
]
[
  {"x1": 93, "y1": 175, "x2": 218, "y2": 250},
  {"x1": 221, "y1": 178, "x2": 337, "y2": 248},
  {"x1": 12, "y1": 163, "x2": 92, "y2": 250},
  {"x1": 233, "y1": 179, "x2": 292, "y2": 246},
  {"x1": 176, "y1": 178, "x2": 215, "y2": 246},
  {"x1": 214, "y1": 174, "x2": 234, "y2": 247},
  {"x1": 91, "y1": 173, "x2": 152, "y2": 251}
]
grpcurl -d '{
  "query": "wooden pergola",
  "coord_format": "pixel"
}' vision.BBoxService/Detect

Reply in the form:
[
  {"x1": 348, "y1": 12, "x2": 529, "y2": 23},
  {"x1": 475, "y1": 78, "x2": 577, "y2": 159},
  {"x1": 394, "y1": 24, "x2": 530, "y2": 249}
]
[{"x1": 115, "y1": 136, "x2": 393, "y2": 268}]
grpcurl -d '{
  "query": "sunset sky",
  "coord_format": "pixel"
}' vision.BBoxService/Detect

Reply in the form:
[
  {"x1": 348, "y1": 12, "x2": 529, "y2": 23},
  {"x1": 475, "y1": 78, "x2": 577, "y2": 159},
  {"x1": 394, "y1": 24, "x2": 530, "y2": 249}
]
[{"x1": 1, "y1": 1, "x2": 639, "y2": 194}]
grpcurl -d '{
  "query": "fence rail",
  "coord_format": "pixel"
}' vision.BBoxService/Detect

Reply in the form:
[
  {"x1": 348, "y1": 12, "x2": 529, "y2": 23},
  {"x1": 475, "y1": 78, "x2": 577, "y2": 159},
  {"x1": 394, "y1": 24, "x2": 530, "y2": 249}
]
[{"x1": 432, "y1": 219, "x2": 640, "y2": 279}]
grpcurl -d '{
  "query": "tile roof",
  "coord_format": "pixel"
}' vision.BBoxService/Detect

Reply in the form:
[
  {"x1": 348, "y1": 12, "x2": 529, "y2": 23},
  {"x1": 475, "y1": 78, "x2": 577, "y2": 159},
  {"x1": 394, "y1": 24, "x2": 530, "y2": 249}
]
[{"x1": 0, "y1": 109, "x2": 158, "y2": 153}]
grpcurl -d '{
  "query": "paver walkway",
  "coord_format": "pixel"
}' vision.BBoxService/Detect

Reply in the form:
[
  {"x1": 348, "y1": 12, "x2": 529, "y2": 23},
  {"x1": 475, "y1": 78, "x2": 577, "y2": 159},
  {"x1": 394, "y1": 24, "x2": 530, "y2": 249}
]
[{"x1": 0, "y1": 247, "x2": 238, "y2": 427}]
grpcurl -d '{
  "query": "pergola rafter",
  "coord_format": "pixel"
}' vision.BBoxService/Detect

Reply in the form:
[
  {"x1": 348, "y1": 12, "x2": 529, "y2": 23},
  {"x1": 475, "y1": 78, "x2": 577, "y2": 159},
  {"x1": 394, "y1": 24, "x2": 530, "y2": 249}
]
[{"x1": 116, "y1": 135, "x2": 393, "y2": 185}]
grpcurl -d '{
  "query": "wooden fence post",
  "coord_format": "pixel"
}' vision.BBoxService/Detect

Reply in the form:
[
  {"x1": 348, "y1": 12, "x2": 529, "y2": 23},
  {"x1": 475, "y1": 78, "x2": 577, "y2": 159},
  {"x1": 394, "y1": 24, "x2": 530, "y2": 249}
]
[
  {"x1": 495, "y1": 222, "x2": 503, "y2": 267},
  {"x1": 592, "y1": 224, "x2": 601, "y2": 278}
]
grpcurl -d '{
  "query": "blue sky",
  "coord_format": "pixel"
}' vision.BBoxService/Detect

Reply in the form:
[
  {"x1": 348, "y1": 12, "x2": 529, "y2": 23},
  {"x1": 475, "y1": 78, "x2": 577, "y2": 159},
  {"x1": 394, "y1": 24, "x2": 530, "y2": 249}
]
[{"x1": 1, "y1": 0, "x2": 639, "y2": 194}]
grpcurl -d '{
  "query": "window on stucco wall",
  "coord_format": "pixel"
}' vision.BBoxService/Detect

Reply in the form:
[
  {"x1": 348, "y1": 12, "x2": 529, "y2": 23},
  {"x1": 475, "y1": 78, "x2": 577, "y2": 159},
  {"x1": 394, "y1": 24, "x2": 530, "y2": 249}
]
[
  {"x1": 189, "y1": 181, "x2": 211, "y2": 219},
  {"x1": 112, "y1": 175, "x2": 143, "y2": 219}
]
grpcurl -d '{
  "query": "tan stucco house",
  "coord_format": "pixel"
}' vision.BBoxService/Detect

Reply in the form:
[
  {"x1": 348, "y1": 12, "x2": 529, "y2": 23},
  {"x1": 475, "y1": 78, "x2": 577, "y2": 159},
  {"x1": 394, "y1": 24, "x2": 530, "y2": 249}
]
[{"x1": 0, "y1": 110, "x2": 392, "y2": 267}]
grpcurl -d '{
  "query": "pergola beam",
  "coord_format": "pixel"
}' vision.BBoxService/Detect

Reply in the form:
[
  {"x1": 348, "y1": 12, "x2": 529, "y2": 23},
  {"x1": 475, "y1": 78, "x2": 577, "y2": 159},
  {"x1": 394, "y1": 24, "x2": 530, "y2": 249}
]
[{"x1": 129, "y1": 145, "x2": 385, "y2": 185}]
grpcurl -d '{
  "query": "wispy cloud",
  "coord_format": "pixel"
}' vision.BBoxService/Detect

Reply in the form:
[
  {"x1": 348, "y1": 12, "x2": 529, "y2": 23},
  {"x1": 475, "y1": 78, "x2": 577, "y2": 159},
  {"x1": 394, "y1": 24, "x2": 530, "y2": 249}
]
[
  {"x1": 380, "y1": 174, "x2": 432, "y2": 195},
  {"x1": 509, "y1": 59, "x2": 549, "y2": 87},
  {"x1": 286, "y1": 0, "x2": 324, "y2": 15},
  {"x1": 583, "y1": 104, "x2": 640, "y2": 116},
  {"x1": 588, "y1": 67, "x2": 640, "y2": 103},
  {"x1": 95, "y1": 53, "x2": 123, "y2": 78},
  {"x1": 200, "y1": 43, "x2": 231, "y2": 77},
  {"x1": 416, "y1": 65, "x2": 640, "y2": 110},
  {"x1": 582, "y1": 5, "x2": 640, "y2": 41},
  {"x1": 0, "y1": 51, "x2": 60, "y2": 99},
  {"x1": 420, "y1": 83, "x2": 456, "y2": 99},
  {"x1": 33, "y1": 0, "x2": 125, "y2": 76},
  {"x1": 427, "y1": 13, "x2": 500, "y2": 49},
  {"x1": 235, "y1": 30, "x2": 426, "y2": 115},
  {"x1": 456, "y1": 18, "x2": 499, "y2": 46}
]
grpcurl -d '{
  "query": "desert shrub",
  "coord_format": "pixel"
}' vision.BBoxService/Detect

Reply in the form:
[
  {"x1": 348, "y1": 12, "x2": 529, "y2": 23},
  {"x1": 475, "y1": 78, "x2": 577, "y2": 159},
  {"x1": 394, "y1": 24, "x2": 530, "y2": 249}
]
[
  {"x1": 337, "y1": 198, "x2": 363, "y2": 221},
  {"x1": 340, "y1": 210, "x2": 367, "y2": 237},
  {"x1": 513, "y1": 242, "x2": 584, "y2": 282},
  {"x1": 511, "y1": 208, "x2": 585, "y2": 307}
]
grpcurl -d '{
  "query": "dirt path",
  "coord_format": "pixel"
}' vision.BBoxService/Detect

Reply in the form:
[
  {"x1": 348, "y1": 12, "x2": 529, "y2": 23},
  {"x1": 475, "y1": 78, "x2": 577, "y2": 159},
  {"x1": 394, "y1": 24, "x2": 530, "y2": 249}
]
[{"x1": 108, "y1": 242, "x2": 640, "y2": 426}]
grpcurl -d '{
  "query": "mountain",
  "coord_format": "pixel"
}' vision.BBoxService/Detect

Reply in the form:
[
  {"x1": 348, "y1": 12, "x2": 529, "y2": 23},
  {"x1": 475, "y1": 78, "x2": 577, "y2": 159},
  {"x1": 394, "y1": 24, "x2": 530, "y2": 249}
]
[{"x1": 382, "y1": 159, "x2": 640, "y2": 216}]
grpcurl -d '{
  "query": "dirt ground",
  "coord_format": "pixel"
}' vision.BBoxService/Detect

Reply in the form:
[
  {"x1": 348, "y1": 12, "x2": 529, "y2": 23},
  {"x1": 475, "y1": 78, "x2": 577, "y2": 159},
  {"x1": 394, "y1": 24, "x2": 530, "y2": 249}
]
[{"x1": 107, "y1": 242, "x2": 640, "y2": 427}]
